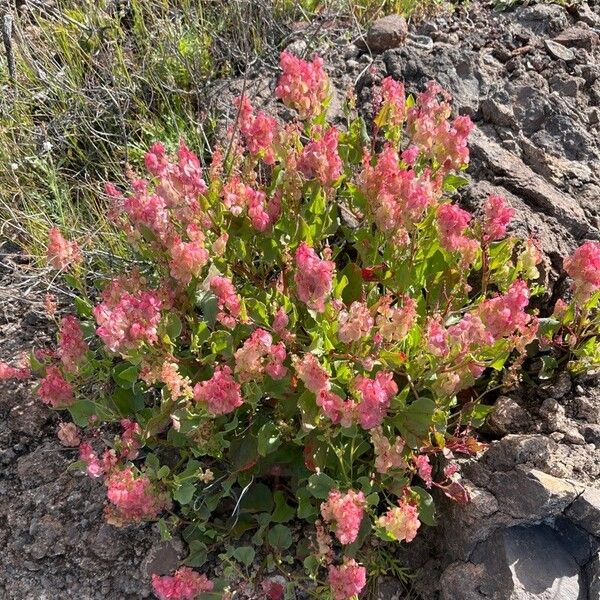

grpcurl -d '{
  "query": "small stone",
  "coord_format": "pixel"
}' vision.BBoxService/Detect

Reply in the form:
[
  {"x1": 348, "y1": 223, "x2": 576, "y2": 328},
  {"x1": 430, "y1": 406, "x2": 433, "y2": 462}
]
[
  {"x1": 366, "y1": 14, "x2": 408, "y2": 53},
  {"x1": 566, "y1": 488, "x2": 600, "y2": 537},
  {"x1": 581, "y1": 424, "x2": 600, "y2": 444},
  {"x1": 575, "y1": 4, "x2": 600, "y2": 28},
  {"x1": 553, "y1": 26, "x2": 599, "y2": 52},
  {"x1": 486, "y1": 396, "x2": 530, "y2": 436},
  {"x1": 142, "y1": 539, "x2": 183, "y2": 577},
  {"x1": 544, "y1": 39, "x2": 576, "y2": 62},
  {"x1": 577, "y1": 396, "x2": 600, "y2": 422},
  {"x1": 284, "y1": 39, "x2": 307, "y2": 56}
]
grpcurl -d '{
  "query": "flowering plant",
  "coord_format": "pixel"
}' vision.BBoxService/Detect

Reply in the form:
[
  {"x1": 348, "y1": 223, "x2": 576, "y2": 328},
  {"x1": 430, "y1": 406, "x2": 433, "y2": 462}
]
[{"x1": 3, "y1": 52, "x2": 600, "y2": 599}]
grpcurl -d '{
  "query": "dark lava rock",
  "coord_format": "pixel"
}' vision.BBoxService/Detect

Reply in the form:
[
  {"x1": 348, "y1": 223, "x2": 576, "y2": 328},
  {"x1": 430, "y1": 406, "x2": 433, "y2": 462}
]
[{"x1": 366, "y1": 14, "x2": 409, "y2": 53}]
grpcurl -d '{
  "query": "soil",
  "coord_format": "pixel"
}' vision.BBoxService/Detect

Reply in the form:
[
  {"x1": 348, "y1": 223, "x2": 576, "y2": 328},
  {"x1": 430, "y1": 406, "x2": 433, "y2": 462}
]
[{"x1": 2, "y1": 0, "x2": 600, "y2": 598}]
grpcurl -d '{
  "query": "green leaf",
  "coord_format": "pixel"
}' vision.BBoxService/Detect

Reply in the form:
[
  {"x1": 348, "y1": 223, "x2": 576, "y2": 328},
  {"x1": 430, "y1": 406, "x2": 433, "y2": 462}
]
[
  {"x1": 442, "y1": 174, "x2": 470, "y2": 193},
  {"x1": 196, "y1": 291, "x2": 218, "y2": 328},
  {"x1": 232, "y1": 546, "x2": 255, "y2": 567},
  {"x1": 74, "y1": 296, "x2": 93, "y2": 319},
  {"x1": 341, "y1": 263, "x2": 363, "y2": 305},
  {"x1": 539, "y1": 355, "x2": 558, "y2": 380},
  {"x1": 210, "y1": 330, "x2": 233, "y2": 357},
  {"x1": 245, "y1": 299, "x2": 269, "y2": 326},
  {"x1": 229, "y1": 434, "x2": 259, "y2": 471},
  {"x1": 272, "y1": 491, "x2": 295, "y2": 523},
  {"x1": 413, "y1": 486, "x2": 437, "y2": 526},
  {"x1": 158, "y1": 518, "x2": 172, "y2": 541},
  {"x1": 173, "y1": 482, "x2": 196, "y2": 505},
  {"x1": 112, "y1": 363, "x2": 139, "y2": 389},
  {"x1": 240, "y1": 483, "x2": 274, "y2": 513},
  {"x1": 191, "y1": 321, "x2": 210, "y2": 352},
  {"x1": 468, "y1": 403, "x2": 495, "y2": 428},
  {"x1": 297, "y1": 487, "x2": 317, "y2": 519},
  {"x1": 394, "y1": 398, "x2": 436, "y2": 448},
  {"x1": 257, "y1": 422, "x2": 282, "y2": 457},
  {"x1": 112, "y1": 387, "x2": 145, "y2": 415},
  {"x1": 307, "y1": 473, "x2": 335, "y2": 499},
  {"x1": 185, "y1": 540, "x2": 208, "y2": 567},
  {"x1": 267, "y1": 524, "x2": 293, "y2": 550},
  {"x1": 157, "y1": 465, "x2": 171, "y2": 479},
  {"x1": 165, "y1": 313, "x2": 182, "y2": 340},
  {"x1": 68, "y1": 400, "x2": 112, "y2": 427}
]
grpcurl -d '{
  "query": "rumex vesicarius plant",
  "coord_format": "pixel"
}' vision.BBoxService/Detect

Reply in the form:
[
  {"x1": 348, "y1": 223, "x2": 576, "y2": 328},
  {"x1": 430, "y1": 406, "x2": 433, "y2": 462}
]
[{"x1": 3, "y1": 52, "x2": 600, "y2": 600}]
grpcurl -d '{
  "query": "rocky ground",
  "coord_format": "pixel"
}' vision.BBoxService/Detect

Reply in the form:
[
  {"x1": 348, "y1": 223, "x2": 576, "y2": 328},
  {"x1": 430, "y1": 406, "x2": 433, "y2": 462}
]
[{"x1": 2, "y1": 1, "x2": 600, "y2": 598}]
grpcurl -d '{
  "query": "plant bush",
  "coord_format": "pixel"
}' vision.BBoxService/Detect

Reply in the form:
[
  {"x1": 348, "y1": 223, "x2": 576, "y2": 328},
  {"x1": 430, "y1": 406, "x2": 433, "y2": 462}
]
[{"x1": 3, "y1": 52, "x2": 600, "y2": 599}]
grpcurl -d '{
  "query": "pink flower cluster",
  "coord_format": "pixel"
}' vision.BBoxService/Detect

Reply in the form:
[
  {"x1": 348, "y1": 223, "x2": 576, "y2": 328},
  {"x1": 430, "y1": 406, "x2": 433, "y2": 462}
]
[
  {"x1": 235, "y1": 95, "x2": 278, "y2": 164},
  {"x1": 37, "y1": 365, "x2": 74, "y2": 408},
  {"x1": 377, "y1": 499, "x2": 421, "y2": 543},
  {"x1": 315, "y1": 371, "x2": 397, "y2": 430},
  {"x1": 338, "y1": 302, "x2": 373, "y2": 344},
  {"x1": 209, "y1": 275, "x2": 242, "y2": 328},
  {"x1": 57, "y1": 422, "x2": 81, "y2": 447},
  {"x1": 193, "y1": 365, "x2": 243, "y2": 415},
  {"x1": 437, "y1": 203, "x2": 478, "y2": 262},
  {"x1": 354, "y1": 371, "x2": 398, "y2": 430},
  {"x1": 360, "y1": 144, "x2": 436, "y2": 238},
  {"x1": 47, "y1": 228, "x2": 82, "y2": 270},
  {"x1": 105, "y1": 466, "x2": 171, "y2": 525},
  {"x1": 371, "y1": 427, "x2": 406, "y2": 474},
  {"x1": 160, "y1": 361, "x2": 193, "y2": 400},
  {"x1": 407, "y1": 81, "x2": 473, "y2": 172},
  {"x1": 320, "y1": 489, "x2": 366, "y2": 545},
  {"x1": 169, "y1": 237, "x2": 209, "y2": 285},
  {"x1": 275, "y1": 52, "x2": 329, "y2": 120},
  {"x1": 119, "y1": 419, "x2": 142, "y2": 459},
  {"x1": 376, "y1": 77, "x2": 406, "y2": 128},
  {"x1": 483, "y1": 194, "x2": 514, "y2": 242},
  {"x1": 145, "y1": 140, "x2": 207, "y2": 207},
  {"x1": 297, "y1": 127, "x2": 343, "y2": 187},
  {"x1": 316, "y1": 389, "x2": 353, "y2": 427},
  {"x1": 376, "y1": 296, "x2": 417, "y2": 343},
  {"x1": 58, "y1": 315, "x2": 88, "y2": 373},
  {"x1": 564, "y1": 241, "x2": 600, "y2": 301},
  {"x1": 294, "y1": 243, "x2": 335, "y2": 312},
  {"x1": 152, "y1": 567, "x2": 213, "y2": 600},
  {"x1": 478, "y1": 279, "x2": 531, "y2": 339},
  {"x1": 234, "y1": 328, "x2": 287, "y2": 382},
  {"x1": 222, "y1": 176, "x2": 276, "y2": 232},
  {"x1": 94, "y1": 287, "x2": 162, "y2": 353},
  {"x1": 295, "y1": 353, "x2": 329, "y2": 394},
  {"x1": 414, "y1": 454, "x2": 433, "y2": 488},
  {"x1": 328, "y1": 559, "x2": 367, "y2": 600},
  {"x1": 80, "y1": 442, "x2": 117, "y2": 478},
  {"x1": 0, "y1": 361, "x2": 31, "y2": 380}
]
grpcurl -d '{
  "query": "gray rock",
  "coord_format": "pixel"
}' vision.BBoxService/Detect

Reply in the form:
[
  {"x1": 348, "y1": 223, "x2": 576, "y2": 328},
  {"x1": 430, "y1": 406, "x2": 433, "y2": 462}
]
[
  {"x1": 476, "y1": 525, "x2": 583, "y2": 600},
  {"x1": 366, "y1": 14, "x2": 408, "y2": 53},
  {"x1": 490, "y1": 467, "x2": 583, "y2": 520},
  {"x1": 486, "y1": 397, "x2": 531, "y2": 436},
  {"x1": 550, "y1": 76, "x2": 582, "y2": 98},
  {"x1": 566, "y1": 488, "x2": 600, "y2": 537},
  {"x1": 142, "y1": 539, "x2": 184, "y2": 577},
  {"x1": 584, "y1": 555, "x2": 600, "y2": 600},
  {"x1": 553, "y1": 26, "x2": 599, "y2": 51},
  {"x1": 439, "y1": 562, "x2": 493, "y2": 600},
  {"x1": 469, "y1": 129, "x2": 596, "y2": 242},
  {"x1": 545, "y1": 40, "x2": 576, "y2": 63},
  {"x1": 576, "y1": 396, "x2": 600, "y2": 424},
  {"x1": 581, "y1": 424, "x2": 600, "y2": 445},
  {"x1": 576, "y1": 4, "x2": 600, "y2": 28},
  {"x1": 516, "y1": 4, "x2": 569, "y2": 36}
]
